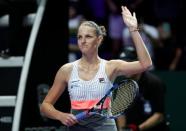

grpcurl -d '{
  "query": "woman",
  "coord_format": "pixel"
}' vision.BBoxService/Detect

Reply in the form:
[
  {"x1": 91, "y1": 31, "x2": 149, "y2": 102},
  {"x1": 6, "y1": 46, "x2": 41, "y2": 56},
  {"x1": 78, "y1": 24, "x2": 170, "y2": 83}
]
[{"x1": 40, "y1": 6, "x2": 152, "y2": 131}]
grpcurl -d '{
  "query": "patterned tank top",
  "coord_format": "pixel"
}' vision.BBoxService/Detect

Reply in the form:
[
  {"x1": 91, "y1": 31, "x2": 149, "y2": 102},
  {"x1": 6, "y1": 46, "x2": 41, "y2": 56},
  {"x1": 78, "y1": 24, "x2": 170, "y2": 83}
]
[{"x1": 68, "y1": 59, "x2": 113, "y2": 110}]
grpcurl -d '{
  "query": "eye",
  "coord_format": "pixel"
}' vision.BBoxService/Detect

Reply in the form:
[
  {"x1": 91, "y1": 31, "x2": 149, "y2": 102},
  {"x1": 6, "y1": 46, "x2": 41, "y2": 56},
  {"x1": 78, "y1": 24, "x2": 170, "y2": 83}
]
[
  {"x1": 77, "y1": 35, "x2": 82, "y2": 40},
  {"x1": 86, "y1": 35, "x2": 91, "y2": 38},
  {"x1": 86, "y1": 35, "x2": 93, "y2": 38}
]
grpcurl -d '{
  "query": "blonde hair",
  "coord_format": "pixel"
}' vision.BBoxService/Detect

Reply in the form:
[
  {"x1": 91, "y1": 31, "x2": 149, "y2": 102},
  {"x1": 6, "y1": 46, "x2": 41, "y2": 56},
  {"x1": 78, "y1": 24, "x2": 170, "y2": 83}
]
[{"x1": 80, "y1": 21, "x2": 107, "y2": 37}]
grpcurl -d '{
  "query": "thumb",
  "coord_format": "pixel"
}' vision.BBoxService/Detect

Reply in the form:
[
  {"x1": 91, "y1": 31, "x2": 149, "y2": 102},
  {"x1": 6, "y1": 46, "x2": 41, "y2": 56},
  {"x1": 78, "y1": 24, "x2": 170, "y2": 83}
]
[{"x1": 133, "y1": 12, "x2": 136, "y2": 18}]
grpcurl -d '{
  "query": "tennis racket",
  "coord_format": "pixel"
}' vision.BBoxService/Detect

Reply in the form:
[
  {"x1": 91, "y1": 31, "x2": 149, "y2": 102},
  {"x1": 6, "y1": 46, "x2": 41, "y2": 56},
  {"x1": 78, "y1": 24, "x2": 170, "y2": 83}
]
[{"x1": 75, "y1": 79, "x2": 139, "y2": 121}]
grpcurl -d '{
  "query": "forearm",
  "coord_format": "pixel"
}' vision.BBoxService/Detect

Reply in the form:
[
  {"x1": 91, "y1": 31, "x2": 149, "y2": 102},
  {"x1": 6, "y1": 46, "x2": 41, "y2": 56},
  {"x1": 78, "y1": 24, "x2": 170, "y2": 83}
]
[
  {"x1": 121, "y1": 6, "x2": 152, "y2": 68},
  {"x1": 130, "y1": 30, "x2": 152, "y2": 68},
  {"x1": 139, "y1": 112, "x2": 164, "y2": 131},
  {"x1": 40, "y1": 102, "x2": 63, "y2": 121}
]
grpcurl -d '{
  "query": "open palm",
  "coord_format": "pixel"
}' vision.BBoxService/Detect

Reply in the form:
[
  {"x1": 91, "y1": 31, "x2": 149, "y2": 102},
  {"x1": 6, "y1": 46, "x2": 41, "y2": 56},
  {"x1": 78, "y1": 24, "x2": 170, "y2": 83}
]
[{"x1": 121, "y1": 6, "x2": 138, "y2": 29}]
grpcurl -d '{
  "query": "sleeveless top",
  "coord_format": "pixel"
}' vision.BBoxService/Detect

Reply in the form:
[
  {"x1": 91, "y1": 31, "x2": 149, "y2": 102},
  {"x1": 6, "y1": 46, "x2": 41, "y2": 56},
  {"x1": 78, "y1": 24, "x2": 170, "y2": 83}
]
[{"x1": 68, "y1": 59, "x2": 113, "y2": 110}]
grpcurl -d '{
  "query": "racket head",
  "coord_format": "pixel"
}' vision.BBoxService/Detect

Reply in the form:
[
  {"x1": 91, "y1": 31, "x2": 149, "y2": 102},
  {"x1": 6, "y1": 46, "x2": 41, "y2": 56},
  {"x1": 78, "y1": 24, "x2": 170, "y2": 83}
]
[
  {"x1": 110, "y1": 79, "x2": 139, "y2": 117},
  {"x1": 75, "y1": 79, "x2": 139, "y2": 120}
]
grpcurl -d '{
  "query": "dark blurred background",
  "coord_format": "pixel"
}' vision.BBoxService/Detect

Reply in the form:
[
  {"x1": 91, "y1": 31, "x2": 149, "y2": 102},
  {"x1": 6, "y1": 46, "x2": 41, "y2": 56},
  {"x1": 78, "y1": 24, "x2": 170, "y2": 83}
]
[{"x1": 0, "y1": 0, "x2": 185, "y2": 130}]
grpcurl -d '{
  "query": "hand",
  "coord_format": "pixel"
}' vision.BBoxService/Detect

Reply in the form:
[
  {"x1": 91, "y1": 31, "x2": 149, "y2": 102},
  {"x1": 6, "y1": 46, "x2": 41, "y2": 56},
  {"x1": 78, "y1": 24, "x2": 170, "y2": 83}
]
[
  {"x1": 121, "y1": 6, "x2": 138, "y2": 31},
  {"x1": 58, "y1": 112, "x2": 78, "y2": 126},
  {"x1": 125, "y1": 123, "x2": 140, "y2": 131}
]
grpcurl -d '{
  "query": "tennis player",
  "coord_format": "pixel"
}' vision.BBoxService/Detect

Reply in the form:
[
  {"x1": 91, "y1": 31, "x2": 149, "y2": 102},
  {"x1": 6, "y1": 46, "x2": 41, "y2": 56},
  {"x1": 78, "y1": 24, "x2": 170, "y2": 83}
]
[{"x1": 40, "y1": 6, "x2": 152, "y2": 131}]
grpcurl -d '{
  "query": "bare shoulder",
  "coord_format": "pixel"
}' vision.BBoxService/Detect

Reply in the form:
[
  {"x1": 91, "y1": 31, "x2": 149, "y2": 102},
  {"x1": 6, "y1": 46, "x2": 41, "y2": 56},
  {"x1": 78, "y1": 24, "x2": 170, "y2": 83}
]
[
  {"x1": 59, "y1": 62, "x2": 73, "y2": 73},
  {"x1": 58, "y1": 61, "x2": 75, "y2": 75},
  {"x1": 56, "y1": 62, "x2": 74, "y2": 81}
]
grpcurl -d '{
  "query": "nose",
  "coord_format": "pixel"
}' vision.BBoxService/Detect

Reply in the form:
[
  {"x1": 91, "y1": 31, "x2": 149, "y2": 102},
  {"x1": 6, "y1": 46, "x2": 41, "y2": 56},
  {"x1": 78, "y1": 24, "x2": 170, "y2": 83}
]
[{"x1": 80, "y1": 37, "x2": 86, "y2": 43}]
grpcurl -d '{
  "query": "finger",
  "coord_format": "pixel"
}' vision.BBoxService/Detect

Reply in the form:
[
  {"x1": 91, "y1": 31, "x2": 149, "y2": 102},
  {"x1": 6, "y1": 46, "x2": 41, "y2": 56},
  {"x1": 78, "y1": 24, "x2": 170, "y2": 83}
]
[
  {"x1": 121, "y1": 6, "x2": 125, "y2": 12},
  {"x1": 67, "y1": 115, "x2": 78, "y2": 125},
  {"x1": 65, "y1": 120, "x2": 70, "y2": 126},
  {"x1": 122, "y1": 10, "x2": 131, "y2": 19},
  {"x1": 133, "y1": 12, "x2": 136, "y2": 17},
  {"x1": 124, "y1": 6, "x2": 132, "y2": 16},
  {"x1": 124, "y1": 14, "x2": 133, "y2": 18},
  {"x1": 133, "y1": 12, "x2": 137, "y2": 19},
  {"x1": 65, "y1": 119, "x2": 75, "y2": 126},
  {"x1": 71, "y1": 115, "x2": 78, "y2": 123}
]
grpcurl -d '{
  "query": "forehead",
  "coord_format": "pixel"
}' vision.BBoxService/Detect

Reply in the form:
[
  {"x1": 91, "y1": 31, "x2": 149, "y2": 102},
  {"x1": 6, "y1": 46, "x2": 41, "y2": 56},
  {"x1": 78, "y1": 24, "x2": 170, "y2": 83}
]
[{"x1": 78, "y1": 25, "x2": 96, "y2": 35}]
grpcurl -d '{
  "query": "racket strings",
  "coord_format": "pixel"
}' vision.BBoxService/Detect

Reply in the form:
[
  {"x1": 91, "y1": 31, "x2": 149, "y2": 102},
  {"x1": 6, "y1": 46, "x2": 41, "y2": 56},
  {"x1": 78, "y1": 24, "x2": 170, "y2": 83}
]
[{"x1": 111, "y1": 81, "x2": 137, "y2": 116}]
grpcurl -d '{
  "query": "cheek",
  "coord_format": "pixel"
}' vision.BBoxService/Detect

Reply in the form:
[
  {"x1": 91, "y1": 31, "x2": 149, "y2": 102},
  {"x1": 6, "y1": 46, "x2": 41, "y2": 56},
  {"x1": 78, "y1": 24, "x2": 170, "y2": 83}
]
[
  {"x1": 94, "y1": 42, "x2": 100, "y2": 48},
  {"x1": 94, "y1": 43, "x2": 98, "y2": 48},
  {"x1": 91, "y1": 39, "x2": 99, "y2": 47},
  {"x1": 77, "y1": 41, "x2": 83, "y2": 47},
  {"x1": 77, "y1": 42, "x2": 80, "y2": 46},
  {"x1": 89, "y1": 41, "x2": 98, "y2": 49}
]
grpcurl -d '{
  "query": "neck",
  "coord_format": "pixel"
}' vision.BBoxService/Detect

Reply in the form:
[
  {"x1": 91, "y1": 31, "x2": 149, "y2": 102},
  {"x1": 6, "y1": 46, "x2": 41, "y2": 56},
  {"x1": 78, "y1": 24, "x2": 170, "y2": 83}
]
[
  {"x1": 78, "y1": 56, "x2": 100, "y2": 73},
  {"x1": 80, "y1": 55, "x2": 100, "y2": 65}
]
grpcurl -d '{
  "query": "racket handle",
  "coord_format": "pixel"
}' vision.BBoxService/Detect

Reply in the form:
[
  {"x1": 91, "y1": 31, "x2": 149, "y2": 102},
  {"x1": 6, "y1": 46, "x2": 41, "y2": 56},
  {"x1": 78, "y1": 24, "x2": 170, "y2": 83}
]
[{"x1": 75, "y1": 111, "x2": 88, "y2": 120}]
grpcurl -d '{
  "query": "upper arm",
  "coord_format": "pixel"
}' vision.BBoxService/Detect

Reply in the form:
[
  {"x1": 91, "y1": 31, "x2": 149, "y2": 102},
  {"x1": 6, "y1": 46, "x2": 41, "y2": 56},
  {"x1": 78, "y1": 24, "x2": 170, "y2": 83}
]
[
  {"x1": 43, "y1": 63, "x2": 72, "y2": 105},
  {"x1": 107, "y1": 60, "x2": 147, "y2": 80}
]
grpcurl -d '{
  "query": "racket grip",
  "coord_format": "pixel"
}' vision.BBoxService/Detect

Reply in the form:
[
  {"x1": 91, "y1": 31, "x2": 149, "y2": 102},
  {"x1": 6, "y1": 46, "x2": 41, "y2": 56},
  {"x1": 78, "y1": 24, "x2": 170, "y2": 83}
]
[{"x1": 75, "y1": 111, "x2": 88, "y2": 120}]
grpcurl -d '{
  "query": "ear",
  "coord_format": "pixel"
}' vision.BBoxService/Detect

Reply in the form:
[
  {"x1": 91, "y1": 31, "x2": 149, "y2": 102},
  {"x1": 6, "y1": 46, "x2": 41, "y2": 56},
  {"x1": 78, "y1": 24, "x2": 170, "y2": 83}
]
[{"x1": 97, "y1": 36, "x2": 103, "y2": 46}]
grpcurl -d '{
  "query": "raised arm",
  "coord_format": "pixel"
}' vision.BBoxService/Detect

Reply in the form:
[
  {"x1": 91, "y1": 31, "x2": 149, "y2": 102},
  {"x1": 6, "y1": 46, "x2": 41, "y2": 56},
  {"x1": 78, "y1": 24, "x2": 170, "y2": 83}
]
[
  {"x1": 106, "y1": 6, "x2": 152, "y2": 80},
  {"x1": 121, "y1": 6, "x2": 152, "y2": 69}
]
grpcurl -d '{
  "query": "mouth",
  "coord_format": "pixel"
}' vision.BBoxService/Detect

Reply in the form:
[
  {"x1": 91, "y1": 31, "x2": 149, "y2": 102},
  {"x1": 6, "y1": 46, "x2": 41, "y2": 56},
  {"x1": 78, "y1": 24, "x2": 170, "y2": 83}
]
[{"x1": 80, "y1": 45, "x2": 88, "y2": 48}]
